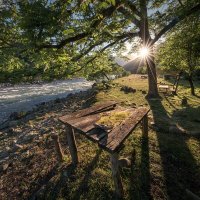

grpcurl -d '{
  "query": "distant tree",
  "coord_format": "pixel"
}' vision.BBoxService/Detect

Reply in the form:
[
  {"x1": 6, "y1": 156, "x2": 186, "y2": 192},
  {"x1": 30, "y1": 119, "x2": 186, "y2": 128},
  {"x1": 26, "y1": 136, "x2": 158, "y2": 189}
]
[
  {"x1": 0, "y1": 0, "x2": 200, "y2": 97},
  {"x1": 86, "y1": 53, "x2": 125, "y2": 80},
  {"x1": 157, "y1": 17, "x2": 200, "y2": 95}
]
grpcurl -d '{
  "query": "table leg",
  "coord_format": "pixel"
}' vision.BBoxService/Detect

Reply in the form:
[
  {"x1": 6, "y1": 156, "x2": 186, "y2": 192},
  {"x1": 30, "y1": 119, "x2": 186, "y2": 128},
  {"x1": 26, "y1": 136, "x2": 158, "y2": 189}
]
[
  {"x1": 52, "y1": 134, "x2": 64, "y2": 162},
  {"x1": 142, "y1": 114, "x2": 148, "y2": 136},
  {"x1": 110, "y1": 153, "x2": 124, "y2": 199},
  {"x1": 66, "y1": 125, "x2": 78, "y2": 165}
]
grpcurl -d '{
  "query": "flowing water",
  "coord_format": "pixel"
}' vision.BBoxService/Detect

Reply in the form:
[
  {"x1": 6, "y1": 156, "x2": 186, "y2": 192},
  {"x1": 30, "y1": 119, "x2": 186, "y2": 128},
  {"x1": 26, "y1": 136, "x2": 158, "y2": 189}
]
[{"x1": 0, "y1": 78, "x2": 93, "y2": 123}]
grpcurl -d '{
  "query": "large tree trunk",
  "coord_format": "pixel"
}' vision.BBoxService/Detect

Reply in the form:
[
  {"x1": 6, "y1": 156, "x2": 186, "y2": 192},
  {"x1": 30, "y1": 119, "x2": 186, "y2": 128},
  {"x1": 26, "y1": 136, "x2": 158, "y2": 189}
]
[
  {"x1": 188, "y1": 74, "x2": 195, "y2": 95},
  {"x1": 146, "y1": 55, "x2": 159, "y2": 98},
  {"x1": 139, "y1": 0, "x2": 159, "y2": 98}
]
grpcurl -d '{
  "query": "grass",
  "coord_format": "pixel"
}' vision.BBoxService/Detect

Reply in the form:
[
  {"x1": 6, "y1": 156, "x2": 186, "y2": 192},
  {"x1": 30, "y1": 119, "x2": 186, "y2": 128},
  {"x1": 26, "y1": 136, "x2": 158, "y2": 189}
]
[{"x1": 1, "y1": 74, "x2": 200, "y2": 200}]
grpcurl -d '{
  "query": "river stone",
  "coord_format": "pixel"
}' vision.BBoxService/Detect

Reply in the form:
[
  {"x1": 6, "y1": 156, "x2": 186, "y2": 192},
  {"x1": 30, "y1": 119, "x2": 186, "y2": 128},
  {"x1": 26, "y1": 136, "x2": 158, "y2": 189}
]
[
  {"x1": 0, "y1": 151, "x2": 9, "y2": 159},
  {"x1": 55, "y1": 98, "x2": 61, "y2": 103},
  {"x1": 9, "y1": 120, "x2": 19, "y2": 127},
  {"x1": 9, "y1": 112, "x2": 20, "y2": 120},
  {"x1": 2, "y1": 163, "x2": 9, "y2": 171},
  {"x1": 13, "y1": 143, "x2": 24, "y2": 150}
]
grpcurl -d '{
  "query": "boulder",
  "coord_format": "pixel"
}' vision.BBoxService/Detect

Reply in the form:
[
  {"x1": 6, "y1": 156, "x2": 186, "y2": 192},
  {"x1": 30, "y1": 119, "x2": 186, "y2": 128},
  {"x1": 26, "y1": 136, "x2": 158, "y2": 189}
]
[{"x1": 120, "y1": 86, "x2": 136, "y2": 94}]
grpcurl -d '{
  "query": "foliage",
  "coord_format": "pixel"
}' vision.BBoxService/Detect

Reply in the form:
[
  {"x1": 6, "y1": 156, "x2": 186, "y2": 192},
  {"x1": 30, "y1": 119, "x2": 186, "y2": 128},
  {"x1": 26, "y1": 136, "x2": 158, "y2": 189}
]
[
  {"x1": 84, "y1": 54, "x2": 125, "y2": 80},
  {"x1": 0, "y1": 0, "x2": 200, "y2": 83},
  {"x1": 157, "y1": 16, "x2": 200, "y2": 75}
]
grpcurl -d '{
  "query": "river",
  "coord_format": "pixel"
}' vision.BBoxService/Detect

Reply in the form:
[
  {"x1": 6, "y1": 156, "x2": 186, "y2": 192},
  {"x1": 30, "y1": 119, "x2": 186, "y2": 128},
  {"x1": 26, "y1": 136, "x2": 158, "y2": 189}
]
[{"x1": 0, "y1": 78, "x2": 93, "y2": 123}]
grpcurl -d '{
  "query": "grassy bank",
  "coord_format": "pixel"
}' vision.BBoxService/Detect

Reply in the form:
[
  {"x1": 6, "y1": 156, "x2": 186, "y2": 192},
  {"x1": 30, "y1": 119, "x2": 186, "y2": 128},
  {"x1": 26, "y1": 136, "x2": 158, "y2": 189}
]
[{"x1": 0, "y1": 75, "x2": 200, "y2": 200}]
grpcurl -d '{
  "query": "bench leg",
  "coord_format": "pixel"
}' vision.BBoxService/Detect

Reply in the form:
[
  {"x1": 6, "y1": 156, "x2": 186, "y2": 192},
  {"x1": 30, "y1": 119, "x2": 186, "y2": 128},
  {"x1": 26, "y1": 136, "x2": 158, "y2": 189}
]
[
  {"x1": 66, "y1": 125, "x2": 78, "y2": 165},
  {"x1": 110, "y1": 153, "x2": 124, "y2": 199},
  {"x1": 142, "y1": 114, "x2": 148, "y2": 136}
]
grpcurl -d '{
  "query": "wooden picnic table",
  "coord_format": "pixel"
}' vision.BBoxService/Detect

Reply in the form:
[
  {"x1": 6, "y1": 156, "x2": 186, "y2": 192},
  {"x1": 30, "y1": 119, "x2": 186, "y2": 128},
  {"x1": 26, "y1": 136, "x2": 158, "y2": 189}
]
[
  {"x1": 158, "y1": 84, "x2": 170, "y2": 92},
  {"x1": 59, "y1": 101, "x2": 150, "y2": 198}
]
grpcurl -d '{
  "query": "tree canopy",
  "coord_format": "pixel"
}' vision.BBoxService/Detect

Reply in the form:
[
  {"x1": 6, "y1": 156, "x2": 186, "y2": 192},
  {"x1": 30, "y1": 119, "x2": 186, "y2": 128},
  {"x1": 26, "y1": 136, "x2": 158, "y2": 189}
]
[
  {"x1": 0, "y1": 0, "x2": 200, "y2": 90},
  {"x1": 157, "y1": 16, "x2": 200, "y2": 95}
]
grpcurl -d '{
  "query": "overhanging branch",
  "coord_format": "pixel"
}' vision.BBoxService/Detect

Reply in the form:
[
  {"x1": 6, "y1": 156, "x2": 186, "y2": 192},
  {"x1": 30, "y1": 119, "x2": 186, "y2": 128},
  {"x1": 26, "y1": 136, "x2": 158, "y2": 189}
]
[
  {"x1": 152, "y1": 3, "x2": 200, "y2": 45},
  {"x1": 38, "y1": 2, "x2": 121, "y2": 50},
  {"x1": 125, "y1": 0, "x2": 142, "y2": 18},
  {"x1": 69, "y1": 37, "x2": 130, "y2": 75},
  {"x1": 117, "y1": 6, "x2": 140, "y2": 28},
  {"x1": 71, "y1": 31, "x2": 139, "y2": 62}
]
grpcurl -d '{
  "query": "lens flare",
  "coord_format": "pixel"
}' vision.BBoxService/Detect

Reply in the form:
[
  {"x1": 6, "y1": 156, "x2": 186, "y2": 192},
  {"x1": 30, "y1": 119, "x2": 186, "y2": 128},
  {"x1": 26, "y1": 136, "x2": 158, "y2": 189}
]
[{"x1": 139, "y1": 47, "x2": 150, "y2": 58}]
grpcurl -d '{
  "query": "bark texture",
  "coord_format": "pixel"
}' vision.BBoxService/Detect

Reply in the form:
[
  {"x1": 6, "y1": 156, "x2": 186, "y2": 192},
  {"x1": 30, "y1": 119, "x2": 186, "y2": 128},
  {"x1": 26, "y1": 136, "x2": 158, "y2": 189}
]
[
  {"x1": 146, "y1": 55, "x2": 159, "y2": 98},
  {"x1": 188, "y1": 74, "x2": 195, "y2": 96}
]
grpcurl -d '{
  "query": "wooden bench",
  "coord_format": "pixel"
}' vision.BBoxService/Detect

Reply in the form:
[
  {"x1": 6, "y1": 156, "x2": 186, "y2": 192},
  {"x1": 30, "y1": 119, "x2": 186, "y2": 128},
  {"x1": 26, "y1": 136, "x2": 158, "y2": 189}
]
[
  {"x1": 158, "y1": 84, "x2": 170, "y2": 92},
  {"x1": 158, "y1": 72, "x2": 182, "y2": 95},
  {"x1": 59, "y1": 102, "x2": 150, "y2": 198}
]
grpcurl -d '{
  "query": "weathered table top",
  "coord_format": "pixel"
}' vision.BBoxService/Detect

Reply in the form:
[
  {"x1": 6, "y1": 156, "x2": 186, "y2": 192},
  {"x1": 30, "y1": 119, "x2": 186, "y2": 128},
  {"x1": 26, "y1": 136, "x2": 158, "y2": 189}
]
[{"x1": 59, "y1": 102, "x2": 150, "y2": 153}]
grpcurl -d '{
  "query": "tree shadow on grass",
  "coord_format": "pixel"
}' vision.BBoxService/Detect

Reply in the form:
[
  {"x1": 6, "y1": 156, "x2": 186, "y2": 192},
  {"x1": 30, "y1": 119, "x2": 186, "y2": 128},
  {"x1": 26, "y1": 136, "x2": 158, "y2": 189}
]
[
  {"x1": 164, "y1": 94, "x2": 178, "y2": 110},
  {"x1": 42, "y1": 163, "x2": 77, "y2": 200},
  {"x1": 45, "y1": 149, "x2": 103, "y2": 200},
  {"x1": 28, "y1": 163, "x2": 60, "y2": 199},
  {"x1": 129, "y1": 127, "x2": 152, "y2": 200},
  {"x1": 147, "y1": 98, "x2": 200, "y2": 199},
  {"x1": 172, "y1": 106, "x2": 200, "y2": 135},
  {"x1": 72, "y1": 149, "x2": 102, "y2": 200},
  {"x1": 140, "y1": 130, "x2": 152, "y2": 200}
]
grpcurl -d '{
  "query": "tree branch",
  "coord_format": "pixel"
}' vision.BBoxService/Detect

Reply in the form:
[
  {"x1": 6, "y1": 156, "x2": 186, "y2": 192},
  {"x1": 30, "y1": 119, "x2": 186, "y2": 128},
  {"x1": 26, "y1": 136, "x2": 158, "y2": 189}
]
[
  {"x1": 117, "y1": 6, "x2": 140, "y2": 28},
  {"x1": 152, "y1": 3, "x2": 200, "y2": 45},
  {"x1": 71, "y1": 40, "x2": 105, "y2": 62},
  {"x1": 38, "y1": 3, "x2": 120, "y2": 50},
  {"x1": 69, "y1": 37, "x2": 129, "y2": 75},
  {"x1": 71, "y1": 31, "x2": 139, "y2": 62},
  {"x1": 125, "y1": 0, "x2": 142, "y2": 18},
  {"x1": 177, "y1": 0, "x2": 184, "y2": 7}
]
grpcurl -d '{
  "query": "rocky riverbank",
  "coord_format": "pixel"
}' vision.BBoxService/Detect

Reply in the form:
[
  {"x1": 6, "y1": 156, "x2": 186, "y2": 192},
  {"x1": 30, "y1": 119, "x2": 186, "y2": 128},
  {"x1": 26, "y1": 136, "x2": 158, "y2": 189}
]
[
  {"x1": 0, "y1": 88, "x2": 96, "y2": 130},
  {"x1": 0, "y1": 88, "x2": 98, "y2": 199}
]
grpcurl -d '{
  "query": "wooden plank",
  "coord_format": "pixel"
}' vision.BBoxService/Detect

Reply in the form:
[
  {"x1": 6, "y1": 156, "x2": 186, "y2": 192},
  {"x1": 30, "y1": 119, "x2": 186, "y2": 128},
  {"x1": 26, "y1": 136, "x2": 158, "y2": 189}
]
[
  {"x1": 99, "y1": 108, "x2": 149, "y2": 153},
  {"x1": 99, "y1": 108, "x2": 147, "y2": 146},
  {"x1": 86, "y1": 128, "x2": 107, "y2": 142},
  {"x1": 107, "y1": 111, "x2": 147, "y2": 152},
  {"x1": 66, "y1": 114, "x2": 100, "y2": 132},
  {"x1": 59, "y1": 101, "x2": 116, "y2": 123}
]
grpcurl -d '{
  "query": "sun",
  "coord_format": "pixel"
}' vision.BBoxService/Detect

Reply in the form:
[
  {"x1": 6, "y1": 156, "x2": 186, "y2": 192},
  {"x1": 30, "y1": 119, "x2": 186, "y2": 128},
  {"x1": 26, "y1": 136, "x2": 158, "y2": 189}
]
[{"x1": 139, "y1": 46, "x2": 150, "y2": 58}]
